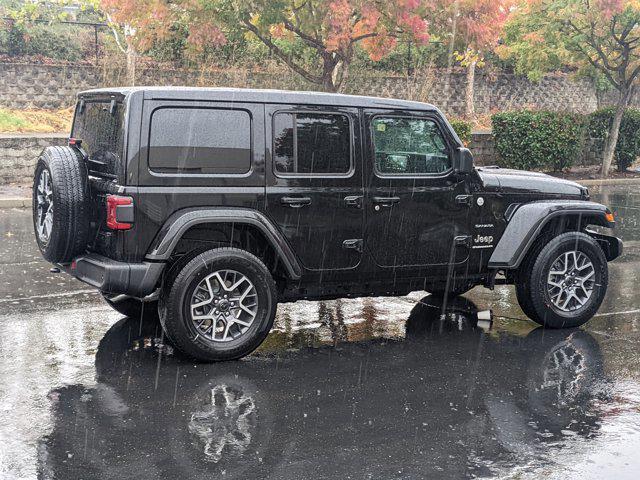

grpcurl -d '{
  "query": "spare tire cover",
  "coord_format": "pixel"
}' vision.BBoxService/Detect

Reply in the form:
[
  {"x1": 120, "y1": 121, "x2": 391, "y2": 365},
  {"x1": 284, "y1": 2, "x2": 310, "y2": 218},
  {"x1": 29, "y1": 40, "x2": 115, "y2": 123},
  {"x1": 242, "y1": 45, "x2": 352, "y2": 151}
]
[{"x1": 32, "y1": 146, "x2": 91, "y2": 263}]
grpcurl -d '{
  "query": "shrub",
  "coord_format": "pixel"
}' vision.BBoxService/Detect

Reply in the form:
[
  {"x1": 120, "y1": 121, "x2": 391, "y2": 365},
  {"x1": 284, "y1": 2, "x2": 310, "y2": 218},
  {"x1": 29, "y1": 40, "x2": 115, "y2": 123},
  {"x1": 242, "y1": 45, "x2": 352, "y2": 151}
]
[
  {"x1": 450, "y1": 119, "x2": 472, "y2": 145},
  {"x1": 491, "y1": 111, "x2": 586, "y2": 171},
  {"x1": 587, "y1": 107, "x2": 640, "y2": 172},
  {"x1": 0, "y1": 22, "x2": 83, "y2": 61}
]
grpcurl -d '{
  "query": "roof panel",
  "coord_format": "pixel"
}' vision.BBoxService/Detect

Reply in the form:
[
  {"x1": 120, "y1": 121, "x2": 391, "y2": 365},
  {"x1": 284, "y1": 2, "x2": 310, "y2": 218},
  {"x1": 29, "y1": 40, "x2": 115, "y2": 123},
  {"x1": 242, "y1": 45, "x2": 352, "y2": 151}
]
[{"x1": 78, "y1": 86, "x2": 438, "y2": 111}]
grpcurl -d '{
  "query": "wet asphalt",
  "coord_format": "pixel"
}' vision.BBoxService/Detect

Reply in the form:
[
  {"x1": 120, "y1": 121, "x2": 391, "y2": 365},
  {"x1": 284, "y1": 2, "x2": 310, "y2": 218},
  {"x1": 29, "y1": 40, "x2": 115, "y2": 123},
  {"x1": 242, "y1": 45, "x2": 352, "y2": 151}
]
[{"x1": 1, "y1": 184, "x2": 640, "y2": 479}]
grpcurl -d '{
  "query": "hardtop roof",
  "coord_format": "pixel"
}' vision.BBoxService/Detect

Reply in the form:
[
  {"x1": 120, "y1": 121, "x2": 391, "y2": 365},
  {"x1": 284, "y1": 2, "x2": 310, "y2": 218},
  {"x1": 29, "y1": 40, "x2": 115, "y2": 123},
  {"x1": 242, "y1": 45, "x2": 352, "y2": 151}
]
[{"x1": 78, "y1": 86, "x2": 439, "y2": 111}]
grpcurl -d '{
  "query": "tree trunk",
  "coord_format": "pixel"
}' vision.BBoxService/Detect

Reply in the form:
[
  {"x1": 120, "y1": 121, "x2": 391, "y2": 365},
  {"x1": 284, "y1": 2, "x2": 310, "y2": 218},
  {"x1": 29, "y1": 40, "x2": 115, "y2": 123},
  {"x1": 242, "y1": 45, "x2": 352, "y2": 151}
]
[
  {"x1": 333, "y1": 59, "x2": 350, "y2": 93},
  {"x1": 321, "y1": 54, "x2": 339, "y2": 92},
  {"x1": 125, "y1": 41, "x2": 137, "y2": 86},
  {"x1": 601, "y1": 87, "x2": 632, "y2": 176},
  {"x1": 465, "y1": 59, "x2": 476, "y2": 119},
  {"x1": 443, "y1": 0, "x2": 460, "y2": 99},
  {"x1": 321, "y1": 75, "x2": 337, "y2": 92}
]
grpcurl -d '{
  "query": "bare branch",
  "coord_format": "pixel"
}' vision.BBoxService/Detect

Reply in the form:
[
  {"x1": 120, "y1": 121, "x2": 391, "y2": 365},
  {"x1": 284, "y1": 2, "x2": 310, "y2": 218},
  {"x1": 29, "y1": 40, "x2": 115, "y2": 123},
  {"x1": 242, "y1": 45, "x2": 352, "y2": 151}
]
[
  {"x1": 105, "y1": 13, "x2": 127, "y2": 55},
  {"x1": 350, "y1": 32, "x2": 379, "y2": 45},
  {"x1": 241, "y1": 18, "x2": 323, "y2": 84},
  {"x1": 283, "y1": 20, "x2": 325, "y2": 50},
  {"x1": 573, "y1": 41, "x2": 621, "y2": 89}
]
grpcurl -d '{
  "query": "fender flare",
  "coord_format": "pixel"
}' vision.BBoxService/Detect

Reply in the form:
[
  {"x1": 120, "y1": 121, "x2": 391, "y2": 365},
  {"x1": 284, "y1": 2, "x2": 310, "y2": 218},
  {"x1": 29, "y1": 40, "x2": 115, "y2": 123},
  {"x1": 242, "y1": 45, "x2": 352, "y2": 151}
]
[
  {"x1": 145, "y1": 207, "x2": 302, "y2": 279},
  {"x1": 488, "y1": 200, "x2": 615, "y2": 270}
]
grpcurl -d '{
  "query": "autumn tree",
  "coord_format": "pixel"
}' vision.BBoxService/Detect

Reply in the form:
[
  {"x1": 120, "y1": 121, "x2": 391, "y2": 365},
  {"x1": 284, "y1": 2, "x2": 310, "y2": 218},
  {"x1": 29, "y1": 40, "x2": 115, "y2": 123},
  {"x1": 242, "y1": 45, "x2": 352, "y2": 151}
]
[
  {"x1": 124, "y1": 0, "x2": 432, "y2": 92},
  {"x1": 96, "y1": 0, "x2": 172, "y2": 85},
  {"x1": 499, "y1": 0, "x2": 640, "y2": 176},
  {"x1": 431, "y1": 0, "x2": 512, "y2": 118}
]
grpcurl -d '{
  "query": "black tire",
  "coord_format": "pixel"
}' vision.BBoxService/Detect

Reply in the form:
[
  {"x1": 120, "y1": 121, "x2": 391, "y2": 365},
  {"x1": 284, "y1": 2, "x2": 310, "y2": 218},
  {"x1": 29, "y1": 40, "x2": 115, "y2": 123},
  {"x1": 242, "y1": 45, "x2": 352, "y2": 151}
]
[
  {"x1": 515, "y1": 234, "x2": 550, "y2": 320},
  {"x1": 515, "y1": 282, "x2": 533, "y2": 318},
  {"x1": 101, "y1": 292, "x2": 159, "y2": 320},
  {"x1": 159, "y1": 248, "x2": 277, "y2": 362},
  {"x1": 517, "y1": 232, "x2": 608, "y2": 328},
  {"x1": 32, "y1": 146, "x2": 90, "y2": 263}
]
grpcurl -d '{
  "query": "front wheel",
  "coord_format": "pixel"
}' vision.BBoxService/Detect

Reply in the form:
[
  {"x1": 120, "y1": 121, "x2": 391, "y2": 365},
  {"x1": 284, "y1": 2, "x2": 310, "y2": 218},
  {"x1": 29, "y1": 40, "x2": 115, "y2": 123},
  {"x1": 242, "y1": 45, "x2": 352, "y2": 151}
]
[
  {"x1": 516, "y1": 232, "x2": 608, "y2": 328},
  {"x1": 159, "y1": 248, "x2": 277, "y2": 362}
]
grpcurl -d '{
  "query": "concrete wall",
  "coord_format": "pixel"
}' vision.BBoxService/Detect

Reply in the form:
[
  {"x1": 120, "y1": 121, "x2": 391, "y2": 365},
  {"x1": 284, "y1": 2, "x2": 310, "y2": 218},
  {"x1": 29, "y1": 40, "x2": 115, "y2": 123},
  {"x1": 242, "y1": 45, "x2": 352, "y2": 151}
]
[{"x1": 0, "y1": 61, "x2": 602, "y2": 116}]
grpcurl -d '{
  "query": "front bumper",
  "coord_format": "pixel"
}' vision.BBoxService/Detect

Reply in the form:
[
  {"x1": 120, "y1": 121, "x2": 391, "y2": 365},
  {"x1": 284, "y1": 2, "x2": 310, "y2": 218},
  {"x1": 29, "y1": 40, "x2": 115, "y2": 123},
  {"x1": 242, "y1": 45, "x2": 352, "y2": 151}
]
[
  {"x1": 60, "y1": 254, "x2": 165, "y2": 298},
  {"x1": 587, "y1": 230, "x2": 623, "y2": 261}
]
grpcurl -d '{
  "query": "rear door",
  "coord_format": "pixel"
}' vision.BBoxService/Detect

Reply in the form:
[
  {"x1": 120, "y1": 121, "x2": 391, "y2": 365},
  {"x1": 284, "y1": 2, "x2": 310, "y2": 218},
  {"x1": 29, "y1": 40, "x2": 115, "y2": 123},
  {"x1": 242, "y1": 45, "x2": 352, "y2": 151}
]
[{"x1": 265, "y1": 105, "x2": 364, "y2": 271}]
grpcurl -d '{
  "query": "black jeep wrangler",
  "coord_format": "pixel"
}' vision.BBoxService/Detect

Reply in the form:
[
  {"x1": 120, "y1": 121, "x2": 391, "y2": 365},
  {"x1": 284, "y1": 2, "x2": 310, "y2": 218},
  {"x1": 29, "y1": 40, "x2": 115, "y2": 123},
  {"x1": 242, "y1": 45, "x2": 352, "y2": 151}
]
[{"x1": 33, "y1": 87, "x2": 622, "y2": 361}]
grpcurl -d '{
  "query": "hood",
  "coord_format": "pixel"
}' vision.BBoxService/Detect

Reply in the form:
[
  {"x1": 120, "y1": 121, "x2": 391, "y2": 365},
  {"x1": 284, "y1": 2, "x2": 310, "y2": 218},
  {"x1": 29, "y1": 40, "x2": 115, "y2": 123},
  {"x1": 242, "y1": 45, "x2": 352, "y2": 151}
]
[{"x1": 477, "y1": 167, "x2": 586, "y2": 197}]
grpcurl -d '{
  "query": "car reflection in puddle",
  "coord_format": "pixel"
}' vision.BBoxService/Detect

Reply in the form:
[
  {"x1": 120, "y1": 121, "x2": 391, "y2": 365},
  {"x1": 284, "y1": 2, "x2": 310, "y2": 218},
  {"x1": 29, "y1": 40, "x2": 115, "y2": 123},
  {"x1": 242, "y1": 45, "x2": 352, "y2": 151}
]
[{"x1": 38, "y1": 295, "x2": 611, "y2": 479}]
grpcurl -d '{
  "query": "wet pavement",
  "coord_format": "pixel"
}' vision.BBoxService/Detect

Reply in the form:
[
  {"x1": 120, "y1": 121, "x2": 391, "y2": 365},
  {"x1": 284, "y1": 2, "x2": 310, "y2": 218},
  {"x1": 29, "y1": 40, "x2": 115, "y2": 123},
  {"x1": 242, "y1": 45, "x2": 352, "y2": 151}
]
[{"x1": 1, "y1": 184, "x2": 640, "y2": 479}]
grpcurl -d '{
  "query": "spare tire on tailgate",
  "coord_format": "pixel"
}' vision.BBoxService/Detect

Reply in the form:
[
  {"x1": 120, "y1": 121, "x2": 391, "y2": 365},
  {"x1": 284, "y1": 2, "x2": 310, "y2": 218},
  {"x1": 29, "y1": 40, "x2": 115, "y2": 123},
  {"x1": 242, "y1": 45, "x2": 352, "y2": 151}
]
[{"x1": 33, "y1": 146, "x2": 91, "y2": 263}]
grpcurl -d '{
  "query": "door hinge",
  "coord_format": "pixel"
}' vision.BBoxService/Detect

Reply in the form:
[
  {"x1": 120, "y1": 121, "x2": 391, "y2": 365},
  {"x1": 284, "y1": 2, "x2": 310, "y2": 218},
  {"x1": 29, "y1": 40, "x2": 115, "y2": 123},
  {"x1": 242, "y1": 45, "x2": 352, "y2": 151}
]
[
  {"x1": 455, "y1": 194, "x2": 473, "y2": 206},
  {"x1": 343, "y1": 238, "x2": 363, "y2": 253}
]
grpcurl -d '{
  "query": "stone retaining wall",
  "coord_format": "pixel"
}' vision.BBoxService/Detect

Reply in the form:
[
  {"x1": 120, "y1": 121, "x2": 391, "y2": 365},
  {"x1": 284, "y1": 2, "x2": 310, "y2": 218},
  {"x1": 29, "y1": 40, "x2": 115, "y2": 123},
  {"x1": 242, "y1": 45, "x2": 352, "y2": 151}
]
[
  {"x1": 0, "y1": 133, "x2": 67, "y2": 185},
  {"x1": 468, "y1": 131, "x2": 496, "y2": 166},
  {"x1": 0, "y1": 61, "x2": 605, "y2": 116}
]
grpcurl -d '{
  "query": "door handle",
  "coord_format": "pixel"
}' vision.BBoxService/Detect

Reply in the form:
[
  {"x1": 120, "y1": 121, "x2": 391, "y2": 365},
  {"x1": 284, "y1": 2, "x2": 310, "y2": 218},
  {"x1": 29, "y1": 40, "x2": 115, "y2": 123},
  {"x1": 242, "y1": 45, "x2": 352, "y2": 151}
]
[
  {"x1": 454, "y1": 235, "x2": 472, "y2": 247},
  {"x1": 372, "y1": 196, "x2": 400, "y2": 208},
  {"x1": 280, "y1": 196, "x2": 311, "y2": 208},
  {"x1": 344, "y1": 195, "x2": 363, "y2": 209},
  {"x1": 342, "y1": 238, "x2": 363, "y2": 253},
  {"x1": 456, "y1": 194, "x2": 473, "y2": 206}
]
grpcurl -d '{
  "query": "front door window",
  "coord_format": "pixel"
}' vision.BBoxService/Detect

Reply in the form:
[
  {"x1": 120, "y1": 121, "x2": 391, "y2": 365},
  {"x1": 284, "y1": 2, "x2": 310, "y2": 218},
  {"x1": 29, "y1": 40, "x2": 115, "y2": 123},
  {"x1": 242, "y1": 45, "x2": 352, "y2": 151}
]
[{"x1": 372, "y1": 117, "x2": 451, "y2": 176}]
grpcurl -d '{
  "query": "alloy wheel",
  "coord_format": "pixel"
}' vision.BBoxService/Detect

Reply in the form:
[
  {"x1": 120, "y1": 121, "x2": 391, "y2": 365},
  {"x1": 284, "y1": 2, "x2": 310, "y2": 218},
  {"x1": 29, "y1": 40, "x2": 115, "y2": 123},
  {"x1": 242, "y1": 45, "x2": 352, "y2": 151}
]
[
  {"x1": 546, "y1": 250, "x2": 595, "y2": 312},
  {"x1": 36, "y1": 169, "x2": 54, "y2": 244},
  {"x1": 190, "y1": 269, "x2": 258, "y2": 342}
]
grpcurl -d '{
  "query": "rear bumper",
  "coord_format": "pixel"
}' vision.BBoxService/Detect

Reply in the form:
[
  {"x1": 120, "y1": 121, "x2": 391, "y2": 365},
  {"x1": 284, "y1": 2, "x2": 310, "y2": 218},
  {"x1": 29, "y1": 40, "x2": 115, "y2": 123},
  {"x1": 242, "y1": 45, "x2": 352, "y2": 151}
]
[{"x1": 60, "y1": 254, "x2": 165, "y2": 298}]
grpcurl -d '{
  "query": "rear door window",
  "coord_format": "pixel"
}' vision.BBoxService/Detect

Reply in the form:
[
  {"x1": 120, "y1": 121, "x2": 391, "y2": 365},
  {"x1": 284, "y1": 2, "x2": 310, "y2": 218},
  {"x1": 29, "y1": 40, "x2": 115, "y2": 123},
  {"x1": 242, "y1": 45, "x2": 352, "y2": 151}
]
[
  {"x1": 272, "y1": 112, "x2": 352, "y2": 176},
  {"x1": 148, "y1": 107, "x2": 251, "y2": 175}
]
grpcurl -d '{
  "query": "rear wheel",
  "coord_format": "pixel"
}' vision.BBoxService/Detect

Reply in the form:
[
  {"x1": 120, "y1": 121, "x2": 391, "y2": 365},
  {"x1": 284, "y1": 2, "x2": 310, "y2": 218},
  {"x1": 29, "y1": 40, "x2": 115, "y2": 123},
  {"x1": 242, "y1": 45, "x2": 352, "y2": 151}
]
[
  {"x1": 516, "y1": 232, "x2": 608, "y2": 328},
  {"x1": 159, "y1": 248, "x2": 277, "y2": 362}
]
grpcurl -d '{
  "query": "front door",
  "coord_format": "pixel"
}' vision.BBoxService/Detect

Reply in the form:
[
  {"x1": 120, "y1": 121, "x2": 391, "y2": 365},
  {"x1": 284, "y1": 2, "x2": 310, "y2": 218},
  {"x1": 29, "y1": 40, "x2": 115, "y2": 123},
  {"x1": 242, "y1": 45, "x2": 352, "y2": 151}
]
[
  {"x1": 265, "y1": 105, "x2": 364, "y2": 271},
  {"x1": 363, "y1": 110, "x2": 471, "y2": 270}
]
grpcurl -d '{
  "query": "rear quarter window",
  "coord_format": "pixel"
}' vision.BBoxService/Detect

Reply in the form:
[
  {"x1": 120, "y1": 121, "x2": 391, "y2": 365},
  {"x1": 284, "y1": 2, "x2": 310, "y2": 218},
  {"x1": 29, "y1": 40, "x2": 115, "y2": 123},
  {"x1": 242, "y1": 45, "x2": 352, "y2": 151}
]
[
  {"x1": 72, "y1": 100, "x2": 125, "y2": 178},
  {"x1": 148, "y1": 107, "x2": 251, "y2": 175}
]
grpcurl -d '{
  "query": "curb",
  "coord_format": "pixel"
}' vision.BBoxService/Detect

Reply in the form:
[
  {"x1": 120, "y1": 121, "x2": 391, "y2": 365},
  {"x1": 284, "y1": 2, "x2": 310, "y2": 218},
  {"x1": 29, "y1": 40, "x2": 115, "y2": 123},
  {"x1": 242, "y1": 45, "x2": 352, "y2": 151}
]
[
  {"x1": 0, "y1": 197, "x2": 31, "y2": 209},
  {"x1": 575, "y1": 177, "x2": 640, "y2": 186}
]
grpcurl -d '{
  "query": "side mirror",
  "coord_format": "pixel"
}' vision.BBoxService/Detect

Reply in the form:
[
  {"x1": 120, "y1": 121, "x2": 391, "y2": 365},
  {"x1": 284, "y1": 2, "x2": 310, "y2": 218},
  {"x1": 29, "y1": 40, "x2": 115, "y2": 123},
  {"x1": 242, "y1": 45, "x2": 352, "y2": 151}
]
[{"x1": 453, "y1": 147, "x2": 474, "y2": 174}]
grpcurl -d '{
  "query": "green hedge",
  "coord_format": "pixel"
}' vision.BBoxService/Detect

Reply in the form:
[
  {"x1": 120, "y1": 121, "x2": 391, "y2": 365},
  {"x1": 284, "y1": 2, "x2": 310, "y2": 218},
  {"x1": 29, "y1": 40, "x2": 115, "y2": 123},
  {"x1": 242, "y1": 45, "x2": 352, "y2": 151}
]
[
  {"x1": 450, "y1": 119, "x2": 472, "y2": 145},
  {"x1": 0, "y1": 22, "x2": 84, "y2": 61},
  {"x1": 587, "y1": 107, "x2": 640, "y2": 172},
  {"x1": 491, "y1": 111, "x2": 586, "y2": 171}
]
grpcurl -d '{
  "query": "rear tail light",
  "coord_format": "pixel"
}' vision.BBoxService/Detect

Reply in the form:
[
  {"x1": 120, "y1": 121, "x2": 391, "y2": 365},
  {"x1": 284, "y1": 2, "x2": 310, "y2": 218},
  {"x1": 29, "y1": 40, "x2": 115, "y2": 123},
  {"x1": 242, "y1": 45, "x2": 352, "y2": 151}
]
[{"x1": 106, "y1": 195, "x2": 133, "y2": 230}]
